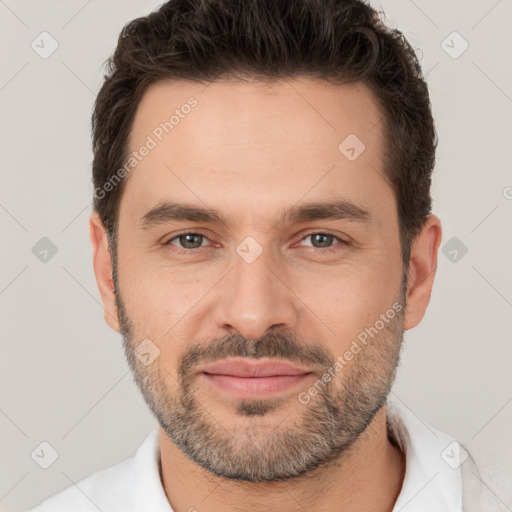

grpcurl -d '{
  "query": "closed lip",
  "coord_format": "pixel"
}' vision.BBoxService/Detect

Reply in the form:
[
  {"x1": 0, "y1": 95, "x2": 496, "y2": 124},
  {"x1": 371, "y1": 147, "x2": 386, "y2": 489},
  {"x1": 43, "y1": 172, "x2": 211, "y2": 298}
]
[{"x1": 199, "y1": 358, "x2": 312, "y2": 377}]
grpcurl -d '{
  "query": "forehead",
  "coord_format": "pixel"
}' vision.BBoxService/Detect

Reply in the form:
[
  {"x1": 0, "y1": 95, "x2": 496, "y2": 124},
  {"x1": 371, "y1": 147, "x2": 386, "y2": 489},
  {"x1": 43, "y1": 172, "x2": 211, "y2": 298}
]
[
  {"x1": 120, "y1": 77, "x2": 392, "y2": 227},
  {"x1": 130, "y1": 77, "x2": 384, "y2": 154}
]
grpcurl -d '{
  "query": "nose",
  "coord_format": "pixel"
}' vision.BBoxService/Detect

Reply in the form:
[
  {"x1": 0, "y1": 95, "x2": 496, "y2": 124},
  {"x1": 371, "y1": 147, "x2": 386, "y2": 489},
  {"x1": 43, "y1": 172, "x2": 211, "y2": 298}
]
[{"x1": 212, "y1": 248, "x2": 299, "y2": 339}]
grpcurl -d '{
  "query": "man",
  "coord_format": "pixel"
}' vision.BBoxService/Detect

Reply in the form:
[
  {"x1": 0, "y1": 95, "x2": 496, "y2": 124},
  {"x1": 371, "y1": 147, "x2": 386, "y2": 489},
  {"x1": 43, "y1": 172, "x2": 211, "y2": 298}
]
[{"x1": 28, "y1": 0, "x2": 510, "y2": 510}]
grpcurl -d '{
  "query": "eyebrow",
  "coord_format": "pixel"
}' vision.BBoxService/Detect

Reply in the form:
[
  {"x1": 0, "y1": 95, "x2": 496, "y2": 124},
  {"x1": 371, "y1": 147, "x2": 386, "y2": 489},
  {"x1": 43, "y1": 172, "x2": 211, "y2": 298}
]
[{"x1": 139, "y1": 199, "x2": 371, "y2": 230}]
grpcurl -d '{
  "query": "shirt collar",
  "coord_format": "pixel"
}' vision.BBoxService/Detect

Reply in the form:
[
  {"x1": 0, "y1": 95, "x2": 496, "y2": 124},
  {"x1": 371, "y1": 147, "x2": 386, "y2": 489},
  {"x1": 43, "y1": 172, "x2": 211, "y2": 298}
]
[
  {"x1": 129, "y1": 428, "x2": 174, "y2": 511},
  {"x1": 388, "y1": 401, "x2": 463, "y2": 511}
]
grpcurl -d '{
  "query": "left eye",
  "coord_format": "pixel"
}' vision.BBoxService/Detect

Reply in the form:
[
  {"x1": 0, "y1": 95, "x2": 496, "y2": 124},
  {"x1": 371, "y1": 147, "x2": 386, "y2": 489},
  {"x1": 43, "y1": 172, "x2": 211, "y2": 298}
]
[
  {"x1": 166, "y1": 233, "x2": 209, "y2": 250},
  {"x1": 298, "y1": 233, "x2": 343, "y2": 249}
]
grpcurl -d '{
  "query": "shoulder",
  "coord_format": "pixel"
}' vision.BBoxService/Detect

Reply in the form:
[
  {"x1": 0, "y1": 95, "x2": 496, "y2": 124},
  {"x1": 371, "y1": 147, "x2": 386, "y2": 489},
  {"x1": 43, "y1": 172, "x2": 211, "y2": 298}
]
[
  {"x1": 26, "y1": 429, "x2": 163, "y2": 512},
  {"x1": 460, "y1": 443, "x2": 512, "y2": 512},
  {"x1": 386, "y1": 401, "x2": 512, "y2": 511},
  {"x1": 26, "y1": 456, "x2": 134, "y2": 512}
]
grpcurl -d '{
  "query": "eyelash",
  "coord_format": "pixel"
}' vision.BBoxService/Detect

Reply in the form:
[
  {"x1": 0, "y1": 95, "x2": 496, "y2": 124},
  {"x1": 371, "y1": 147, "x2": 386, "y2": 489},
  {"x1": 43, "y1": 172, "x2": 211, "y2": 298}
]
[{"x1": 162, "y1": 230, "x2": 348, "y2": 255}]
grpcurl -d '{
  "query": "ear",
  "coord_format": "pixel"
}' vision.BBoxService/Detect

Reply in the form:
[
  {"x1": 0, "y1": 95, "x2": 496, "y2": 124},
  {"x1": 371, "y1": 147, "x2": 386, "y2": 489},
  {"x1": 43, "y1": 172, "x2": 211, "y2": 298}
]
[
  {"x1": 89, "y1": 212, "x2": 120, "y2": 332},
  {"x1": 403, "y1": 215, "x2": 442, "y2": 330}
]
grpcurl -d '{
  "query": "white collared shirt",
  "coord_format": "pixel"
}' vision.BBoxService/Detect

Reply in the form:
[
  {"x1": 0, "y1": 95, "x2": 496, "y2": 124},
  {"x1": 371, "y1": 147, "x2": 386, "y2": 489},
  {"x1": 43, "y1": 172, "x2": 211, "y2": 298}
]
[{"x1": 27, "y1": 401, "x2": 511, "y2": 511}]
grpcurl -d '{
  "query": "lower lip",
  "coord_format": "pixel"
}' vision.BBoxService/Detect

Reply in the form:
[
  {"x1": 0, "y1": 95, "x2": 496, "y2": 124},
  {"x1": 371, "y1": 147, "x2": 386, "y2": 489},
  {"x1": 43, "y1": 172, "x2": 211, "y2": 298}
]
[{"x1": 201, "y1": 373, "x2": 313, "y2": 399}]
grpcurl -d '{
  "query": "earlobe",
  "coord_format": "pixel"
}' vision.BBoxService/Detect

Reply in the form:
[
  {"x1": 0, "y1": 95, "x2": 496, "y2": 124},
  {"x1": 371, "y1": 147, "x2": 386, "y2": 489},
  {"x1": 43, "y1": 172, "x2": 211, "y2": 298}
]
[
  {"x1": 403, "y1": 215, "x2": 442, "y2": 330},
  {"x1": 89, "y1": 212, "x2": 121, "y2": 332}
]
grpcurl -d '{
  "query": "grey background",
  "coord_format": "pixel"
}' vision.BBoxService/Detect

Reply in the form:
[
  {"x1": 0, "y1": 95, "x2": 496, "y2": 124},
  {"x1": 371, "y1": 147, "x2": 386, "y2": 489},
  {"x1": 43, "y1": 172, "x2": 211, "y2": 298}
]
[{"x1": 1, "y1": 1, "x2": 511, "y2": 510}]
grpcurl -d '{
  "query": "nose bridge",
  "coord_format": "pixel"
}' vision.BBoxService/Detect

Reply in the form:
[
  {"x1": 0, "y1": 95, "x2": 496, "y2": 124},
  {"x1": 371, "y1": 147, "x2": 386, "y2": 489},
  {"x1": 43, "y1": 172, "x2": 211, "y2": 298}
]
[{"x1": 212, "y1": 244, "x2": 298, "y2": 338}]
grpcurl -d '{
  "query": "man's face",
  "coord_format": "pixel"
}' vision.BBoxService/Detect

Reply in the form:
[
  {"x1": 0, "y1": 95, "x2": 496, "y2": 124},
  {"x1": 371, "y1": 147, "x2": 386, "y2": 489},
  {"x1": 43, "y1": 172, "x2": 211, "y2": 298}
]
[{"x1": 113, "y1": 78, "x2": 406, "y2": 481}]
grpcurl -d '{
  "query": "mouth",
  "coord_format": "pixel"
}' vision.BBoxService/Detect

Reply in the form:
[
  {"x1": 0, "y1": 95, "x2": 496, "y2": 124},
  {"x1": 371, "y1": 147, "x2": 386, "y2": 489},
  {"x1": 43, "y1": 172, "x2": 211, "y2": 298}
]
[{"x1": 198, "y1": 357, "x2": 314, "y2": 399}]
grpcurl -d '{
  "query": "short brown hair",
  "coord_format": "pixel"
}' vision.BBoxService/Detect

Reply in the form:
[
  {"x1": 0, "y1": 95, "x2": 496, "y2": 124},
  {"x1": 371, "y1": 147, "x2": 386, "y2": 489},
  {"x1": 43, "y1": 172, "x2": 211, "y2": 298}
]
[{"x1": 92, "y1": 0, "x2": 437, "y2": 265}]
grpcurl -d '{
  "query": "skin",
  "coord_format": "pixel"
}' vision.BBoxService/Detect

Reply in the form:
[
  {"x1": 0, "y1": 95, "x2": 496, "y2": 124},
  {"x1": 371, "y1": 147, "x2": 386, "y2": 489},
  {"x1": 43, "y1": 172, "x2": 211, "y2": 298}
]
[{"x1": 90, "y1": 77, "x2": 442, "y2": 511}]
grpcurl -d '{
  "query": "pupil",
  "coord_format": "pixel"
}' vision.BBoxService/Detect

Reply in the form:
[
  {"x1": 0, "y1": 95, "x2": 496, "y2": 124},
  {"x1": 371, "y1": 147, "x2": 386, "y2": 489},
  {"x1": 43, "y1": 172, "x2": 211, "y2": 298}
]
[
  {"x1": 182, "y1": 234, "x2": 201, "y2": 248},
  {"x1": 313, "y1": 234, "x2": 332, "y2": 247}
]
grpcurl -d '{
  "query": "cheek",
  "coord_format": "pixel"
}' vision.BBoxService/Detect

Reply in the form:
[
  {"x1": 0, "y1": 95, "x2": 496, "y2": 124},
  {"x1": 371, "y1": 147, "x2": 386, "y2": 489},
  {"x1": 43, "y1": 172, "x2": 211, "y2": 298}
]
[
  {"x1": 294, "y1": 256, "x2": 403, "y2": 346},
  {"x1": 122, "y1": 270, "x2": 203, "y2": 331},
  {"x1": 117, "y1": 251, "x2": 218, "y2": 358},
  {"x1": 117, "y1": 234, "x2": 199, "y2": 313}
]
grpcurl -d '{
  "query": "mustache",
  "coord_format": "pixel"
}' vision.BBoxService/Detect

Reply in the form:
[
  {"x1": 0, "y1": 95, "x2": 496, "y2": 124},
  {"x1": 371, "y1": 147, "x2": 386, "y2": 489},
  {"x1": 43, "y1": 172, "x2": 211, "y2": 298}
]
[{"x1": 178, "y1": 332, "x2": 334, "y2": 380}]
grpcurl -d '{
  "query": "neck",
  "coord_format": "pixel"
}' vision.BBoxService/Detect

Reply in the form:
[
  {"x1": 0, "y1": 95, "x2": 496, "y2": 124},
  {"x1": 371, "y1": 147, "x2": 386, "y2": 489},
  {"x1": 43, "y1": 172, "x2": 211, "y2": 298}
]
[{"x1": 159, "y1": 404, "x2": 406, "y2": 512}]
